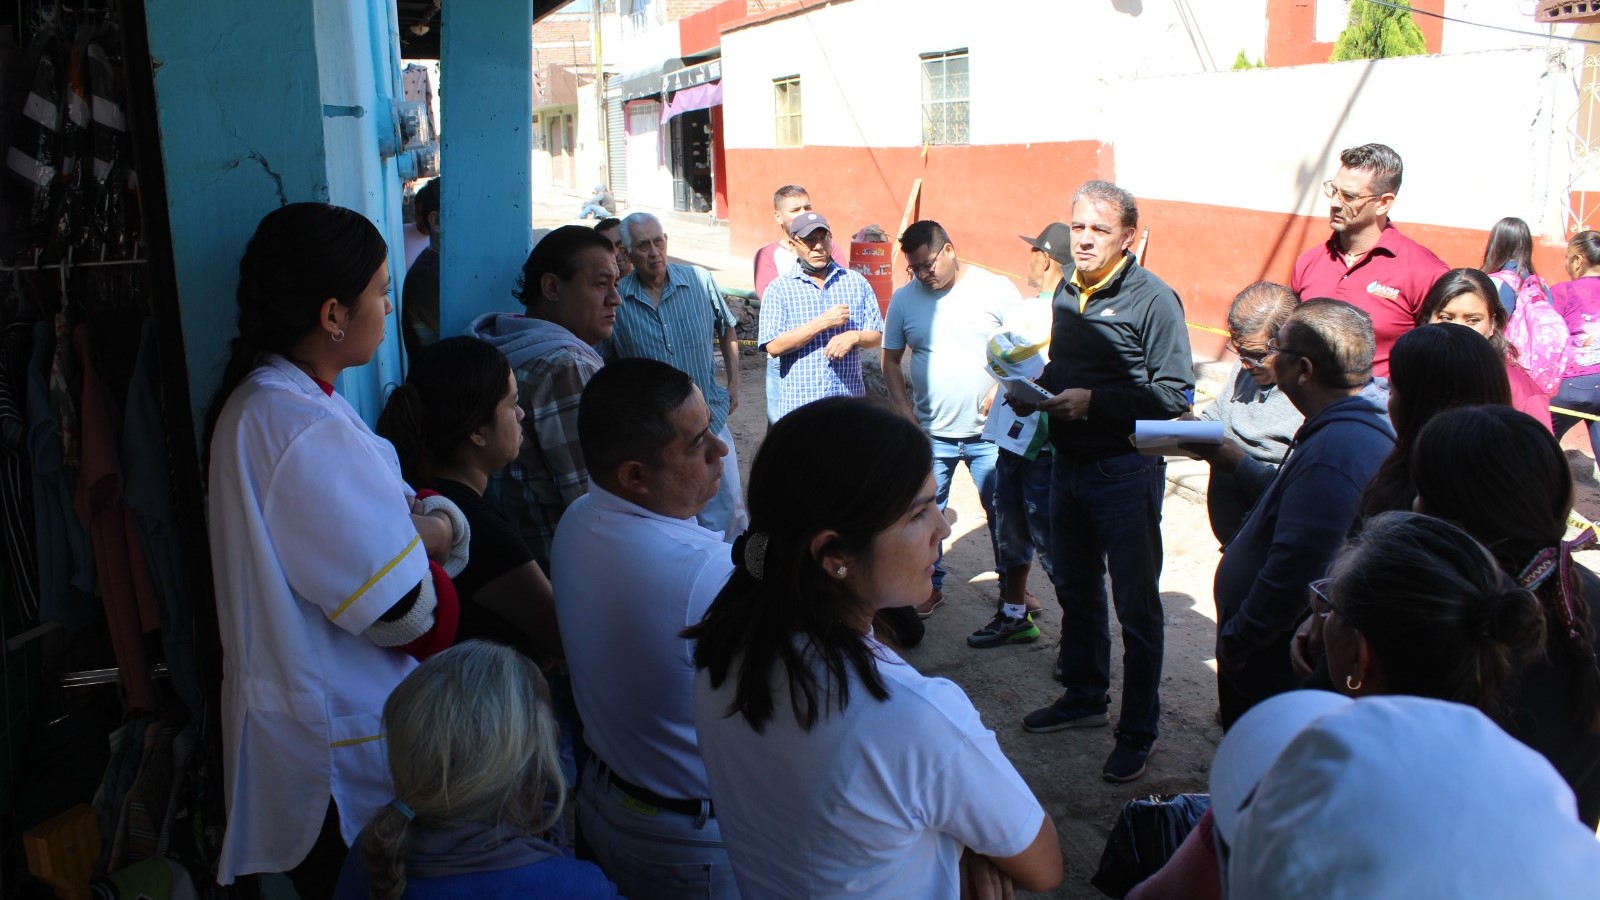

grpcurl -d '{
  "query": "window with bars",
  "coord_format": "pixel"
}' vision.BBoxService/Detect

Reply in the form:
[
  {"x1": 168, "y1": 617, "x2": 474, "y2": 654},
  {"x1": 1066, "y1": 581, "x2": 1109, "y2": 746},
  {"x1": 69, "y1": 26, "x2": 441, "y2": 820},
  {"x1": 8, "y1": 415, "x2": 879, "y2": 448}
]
[
  {"x1": 920, "y1": 49, "x2": 969, "y2": 146},
  {"x1": 774, "y1": 75, "x2": 802, "y2": 147}
]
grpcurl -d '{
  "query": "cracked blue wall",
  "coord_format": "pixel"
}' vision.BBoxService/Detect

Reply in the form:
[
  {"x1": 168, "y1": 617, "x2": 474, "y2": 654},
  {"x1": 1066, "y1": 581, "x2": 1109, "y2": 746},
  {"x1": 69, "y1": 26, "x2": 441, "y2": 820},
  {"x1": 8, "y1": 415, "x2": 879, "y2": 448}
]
[{"x1": 145, "y1": 1, "x2": 332, "y2": 436}]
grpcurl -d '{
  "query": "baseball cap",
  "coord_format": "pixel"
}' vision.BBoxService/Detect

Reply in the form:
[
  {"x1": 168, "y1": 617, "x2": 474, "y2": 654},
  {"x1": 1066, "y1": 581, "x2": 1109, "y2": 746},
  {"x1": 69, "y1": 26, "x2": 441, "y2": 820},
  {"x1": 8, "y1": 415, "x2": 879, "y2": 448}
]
[
  {"x1": 1019, "y1": 223, "x2": 1072, "y2": 268},
  {"x1": 1209, "y1": 690, "x2": 1352, "y2": 846},
  {"x1": 1227, "y1": 695, "x2": 1600, "y2": 899},
  {"x1": 789, "y1": 212, "x2": 831, "y2": 239}
]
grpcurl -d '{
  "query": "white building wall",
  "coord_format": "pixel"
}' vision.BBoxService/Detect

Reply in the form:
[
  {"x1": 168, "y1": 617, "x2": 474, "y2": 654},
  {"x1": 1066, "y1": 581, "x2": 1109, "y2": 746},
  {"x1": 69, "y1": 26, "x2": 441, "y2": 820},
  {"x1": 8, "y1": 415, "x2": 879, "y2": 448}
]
[
  {"x1": 721, "y1": 0, "x2": 1269, "y2": 151},
  {"x1": 1112, "y1": 47, "x2": 1572, "y2": 237}
]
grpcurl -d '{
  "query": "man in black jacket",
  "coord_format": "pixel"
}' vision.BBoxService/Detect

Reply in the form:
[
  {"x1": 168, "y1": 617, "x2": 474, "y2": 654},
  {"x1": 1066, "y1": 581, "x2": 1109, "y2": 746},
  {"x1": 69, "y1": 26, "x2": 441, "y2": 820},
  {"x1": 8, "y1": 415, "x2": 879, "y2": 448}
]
[{"x1": 1018, "y1": 180, "x2": 1194, "y2": 784}]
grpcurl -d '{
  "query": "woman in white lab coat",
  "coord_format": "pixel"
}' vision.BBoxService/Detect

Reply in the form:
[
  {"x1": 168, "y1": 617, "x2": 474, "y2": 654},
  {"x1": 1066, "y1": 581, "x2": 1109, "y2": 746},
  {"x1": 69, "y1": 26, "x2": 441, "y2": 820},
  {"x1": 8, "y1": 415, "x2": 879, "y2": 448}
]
[{"x1": 205, "y1": 203, "x2": 460, "y2": 896}]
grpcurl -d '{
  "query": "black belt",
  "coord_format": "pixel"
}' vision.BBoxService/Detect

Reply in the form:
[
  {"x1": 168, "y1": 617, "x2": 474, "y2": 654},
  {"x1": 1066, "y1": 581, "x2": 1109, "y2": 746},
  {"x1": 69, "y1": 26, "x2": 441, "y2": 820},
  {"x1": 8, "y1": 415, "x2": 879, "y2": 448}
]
[{"x1": 602, "y1": 765, "x2": 715, "y2": 819}]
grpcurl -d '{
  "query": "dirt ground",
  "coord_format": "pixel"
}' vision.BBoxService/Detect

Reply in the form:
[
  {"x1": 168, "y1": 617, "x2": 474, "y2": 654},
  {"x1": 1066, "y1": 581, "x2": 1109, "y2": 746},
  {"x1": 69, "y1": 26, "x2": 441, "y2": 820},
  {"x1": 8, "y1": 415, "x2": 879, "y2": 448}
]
[{"x1": 721, "y1": 350, "x2": 1223, "y2": 899}]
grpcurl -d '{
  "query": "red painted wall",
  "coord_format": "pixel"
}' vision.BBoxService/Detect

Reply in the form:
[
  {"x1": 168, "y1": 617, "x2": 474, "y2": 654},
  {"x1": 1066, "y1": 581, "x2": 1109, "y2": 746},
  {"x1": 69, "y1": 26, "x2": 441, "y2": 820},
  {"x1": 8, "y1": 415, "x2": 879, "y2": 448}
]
[
  {"x1": 710, "y1": 104, "x2": 729, "y2": 219},
  {"x1": 729, "y1": 143, "x2": 1562, "y2": 360},
  {"x1": 727, "y1": 140, "x2": 1113, "y2": 286},
  {"x1": 679, "y1": 0, "x2": 748, "y2": 57},
  {"x1": 1265, "y1": 0, "x2": 1443, "y2": 68}
]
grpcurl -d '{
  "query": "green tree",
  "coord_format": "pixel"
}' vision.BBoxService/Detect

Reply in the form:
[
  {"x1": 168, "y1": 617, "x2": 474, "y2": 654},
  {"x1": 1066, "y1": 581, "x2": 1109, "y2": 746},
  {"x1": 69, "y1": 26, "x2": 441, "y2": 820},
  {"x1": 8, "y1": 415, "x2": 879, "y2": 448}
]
[{"x1": 1330, "y1": 0, "x2": 1427, "y2": 62}]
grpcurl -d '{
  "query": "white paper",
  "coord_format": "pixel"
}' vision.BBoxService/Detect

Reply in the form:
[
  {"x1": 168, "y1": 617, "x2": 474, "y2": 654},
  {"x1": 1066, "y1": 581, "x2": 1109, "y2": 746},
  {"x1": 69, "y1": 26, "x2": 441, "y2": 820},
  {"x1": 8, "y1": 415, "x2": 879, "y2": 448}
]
[
  {"x1": 983, "y1": 398, "x2": 1043, "y2": 455},
  {"x1": 1133, "y1": 420, "x2": 1224, "y2": 455}
]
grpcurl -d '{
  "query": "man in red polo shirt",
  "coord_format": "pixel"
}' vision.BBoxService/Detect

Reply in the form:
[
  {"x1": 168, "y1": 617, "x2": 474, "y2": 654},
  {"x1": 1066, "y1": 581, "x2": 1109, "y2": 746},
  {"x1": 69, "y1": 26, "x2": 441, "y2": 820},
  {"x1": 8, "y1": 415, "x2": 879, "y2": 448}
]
[{"x1": 1291, "y1": 143, "x2": 1448, "y2": 377}]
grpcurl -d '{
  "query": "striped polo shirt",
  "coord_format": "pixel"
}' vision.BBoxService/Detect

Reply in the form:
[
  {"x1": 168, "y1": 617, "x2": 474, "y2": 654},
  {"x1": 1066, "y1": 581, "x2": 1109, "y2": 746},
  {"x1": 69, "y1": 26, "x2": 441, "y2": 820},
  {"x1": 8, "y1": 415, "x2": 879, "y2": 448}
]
[{"x1": 608, "y1": 263, "x2": 739, "y2": 434}]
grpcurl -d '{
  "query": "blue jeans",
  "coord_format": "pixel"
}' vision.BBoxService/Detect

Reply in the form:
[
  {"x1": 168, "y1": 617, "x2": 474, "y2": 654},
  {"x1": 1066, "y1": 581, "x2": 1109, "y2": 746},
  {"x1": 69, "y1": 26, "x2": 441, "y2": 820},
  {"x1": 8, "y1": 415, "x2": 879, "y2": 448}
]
[
  {"x1": 765, "y1": 356, "x2": 781, "y2": 426},
  {"x1": 931, "y1": 435, "x2": 999, "y2": 591},
  {"x1": 579, "y1": 203, "x2": 611, "y2": 219},
  {"x1": 1049, "y1": 452, "x2": 1166, "y2": 741},
  {"x1": 578, "y1": 758, "x2": 738, "y2": 900},
  {"x1": 1552, "y1": 376, "x2": 1600, "y2": 451},
  {"x1": 995, "y1": 448, "x2": 1053, "y2": 582}
]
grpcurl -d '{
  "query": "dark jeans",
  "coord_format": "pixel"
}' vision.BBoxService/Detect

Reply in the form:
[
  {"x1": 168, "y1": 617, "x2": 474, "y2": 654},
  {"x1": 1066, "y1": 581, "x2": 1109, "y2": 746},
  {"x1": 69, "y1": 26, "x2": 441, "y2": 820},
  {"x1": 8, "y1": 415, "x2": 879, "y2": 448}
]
[
  {"x1": 995, "y1": 448, "x2": 1054, "y2": 584},
  {"x1": 1217, "y1": 637, "x2": 1302, "y2": 730},
  {"x1": 1552, "y1": 375, "x2": 1600, "y2": 451},
  {"x1": 1049, "y1": 452, "x2": 1166, "y2": 741}
]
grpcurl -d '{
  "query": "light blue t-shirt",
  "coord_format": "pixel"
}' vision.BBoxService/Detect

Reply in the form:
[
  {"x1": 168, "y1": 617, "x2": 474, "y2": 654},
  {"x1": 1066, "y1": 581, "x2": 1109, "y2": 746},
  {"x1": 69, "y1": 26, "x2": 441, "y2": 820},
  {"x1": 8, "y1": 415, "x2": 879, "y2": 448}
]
[{"x1": 884, "y1": 265, "x2": 1012, "y2": 438}]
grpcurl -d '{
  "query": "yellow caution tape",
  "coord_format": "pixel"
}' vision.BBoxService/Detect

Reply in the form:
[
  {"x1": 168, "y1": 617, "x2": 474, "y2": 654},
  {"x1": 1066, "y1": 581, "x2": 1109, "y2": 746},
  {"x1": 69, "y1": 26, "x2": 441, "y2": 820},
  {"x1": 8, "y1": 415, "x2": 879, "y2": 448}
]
[{"x1": 1554, "y1": 406, "x2": 1600, "y2": 423}]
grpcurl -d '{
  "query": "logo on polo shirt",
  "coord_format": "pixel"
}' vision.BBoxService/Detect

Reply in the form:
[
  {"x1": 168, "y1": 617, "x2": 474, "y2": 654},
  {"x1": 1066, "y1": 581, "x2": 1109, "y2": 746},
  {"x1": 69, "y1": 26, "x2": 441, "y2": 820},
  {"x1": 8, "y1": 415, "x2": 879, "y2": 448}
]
[{"x1": 1366, "y1": 281, "x2": 1401, "y2": 301}]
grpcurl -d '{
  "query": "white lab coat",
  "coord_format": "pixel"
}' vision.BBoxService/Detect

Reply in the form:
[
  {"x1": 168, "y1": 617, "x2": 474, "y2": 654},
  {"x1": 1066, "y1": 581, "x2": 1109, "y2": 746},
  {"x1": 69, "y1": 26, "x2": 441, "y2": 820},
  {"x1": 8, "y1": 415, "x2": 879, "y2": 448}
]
[{"x1": 207, "y1": 356, "x2": 426, "y2": 883}]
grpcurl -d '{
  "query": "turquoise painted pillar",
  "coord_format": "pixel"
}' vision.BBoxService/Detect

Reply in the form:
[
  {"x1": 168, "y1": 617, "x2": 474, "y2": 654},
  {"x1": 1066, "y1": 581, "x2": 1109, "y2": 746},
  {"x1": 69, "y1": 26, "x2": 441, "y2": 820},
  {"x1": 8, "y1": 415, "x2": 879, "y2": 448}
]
[
  {"x1": 439, "y1": 0, "x2": 535, "y2": 339},
  {"x1": 144, "y1": 1, "x2": 331, "y2": 434}
]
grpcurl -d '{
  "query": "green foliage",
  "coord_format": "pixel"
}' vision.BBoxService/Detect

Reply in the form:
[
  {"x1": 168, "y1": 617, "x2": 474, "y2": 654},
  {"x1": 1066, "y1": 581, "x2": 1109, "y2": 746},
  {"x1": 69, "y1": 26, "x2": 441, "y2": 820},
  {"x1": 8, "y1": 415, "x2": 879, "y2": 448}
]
[
  {"x1": 1231, "y1": 50, "x2": 1264, "y2": 70},
  {"x1": 1331, "y1": 0, "x2": 1427, "y2": 62}
]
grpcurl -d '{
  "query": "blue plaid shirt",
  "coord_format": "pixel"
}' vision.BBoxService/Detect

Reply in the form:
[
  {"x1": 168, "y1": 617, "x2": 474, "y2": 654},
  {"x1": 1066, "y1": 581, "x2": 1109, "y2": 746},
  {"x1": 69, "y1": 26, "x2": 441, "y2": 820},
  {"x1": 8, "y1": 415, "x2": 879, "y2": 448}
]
[
  {"x1": 606, "y1": 263, "x2": 738, "y2": 434},
  {"x1": 758, "y1": 262, "x2": 885, "y2": 418}
]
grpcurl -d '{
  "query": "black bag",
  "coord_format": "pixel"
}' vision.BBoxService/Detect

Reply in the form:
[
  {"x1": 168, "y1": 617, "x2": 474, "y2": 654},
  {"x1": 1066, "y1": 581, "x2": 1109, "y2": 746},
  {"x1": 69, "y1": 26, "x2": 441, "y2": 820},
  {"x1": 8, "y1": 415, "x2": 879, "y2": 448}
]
[{"x1": 1090, "y1": 792, "x2": 1211, "y2": 898}]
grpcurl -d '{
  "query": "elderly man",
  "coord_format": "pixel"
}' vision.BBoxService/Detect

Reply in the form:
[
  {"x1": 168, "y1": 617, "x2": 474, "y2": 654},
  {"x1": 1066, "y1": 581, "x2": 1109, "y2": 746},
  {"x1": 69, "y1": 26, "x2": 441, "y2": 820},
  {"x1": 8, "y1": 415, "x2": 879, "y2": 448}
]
[
  {"x1": 1291, "y1": 143, "x2": 1447, "y2": 377},
  {"x1": 551, "y1": 358, "x2": 737, "y2": 900},
  {"x1": 1019, "y1": 181, "x2": 1194, "y2": 785},
  {"x1": 1212, "y1": 300, "x2": 1394, "y2": 727},
  {"x1": 607, "y1": 211, "x2": 746, "y2": 539},
  {"x1": 759, "y1": 212, "x2": 883, "y2": 419},
  {"x1": 882, "y1": 220, "x2": 1010, "y2": 620}
]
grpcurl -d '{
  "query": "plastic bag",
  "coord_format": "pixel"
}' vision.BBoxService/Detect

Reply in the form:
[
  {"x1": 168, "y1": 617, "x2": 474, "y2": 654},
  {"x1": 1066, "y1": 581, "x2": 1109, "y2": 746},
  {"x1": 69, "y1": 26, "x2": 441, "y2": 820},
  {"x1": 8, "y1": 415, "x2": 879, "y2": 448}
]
[{"x1": 1090, "y1": 792, "x2": 1211, "y2": 898}]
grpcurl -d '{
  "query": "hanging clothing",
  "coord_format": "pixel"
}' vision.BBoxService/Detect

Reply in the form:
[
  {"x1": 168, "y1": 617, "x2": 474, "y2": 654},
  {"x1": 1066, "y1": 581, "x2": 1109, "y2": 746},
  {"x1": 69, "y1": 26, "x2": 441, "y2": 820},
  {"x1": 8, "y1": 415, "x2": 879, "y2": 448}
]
[
  {"x1": 0, "y1": 316, "x2": 39, "y2": 622},
  {"x1": 27, "y1": 319, "x2": 96, "y2": 626}
]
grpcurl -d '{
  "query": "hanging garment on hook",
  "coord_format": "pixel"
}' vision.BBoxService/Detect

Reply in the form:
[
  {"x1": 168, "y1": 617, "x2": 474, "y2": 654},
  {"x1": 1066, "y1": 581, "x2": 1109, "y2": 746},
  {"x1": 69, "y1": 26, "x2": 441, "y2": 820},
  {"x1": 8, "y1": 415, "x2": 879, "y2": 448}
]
[{"x1": 5, "y1": 28, "x2": 66, "y2": 251}]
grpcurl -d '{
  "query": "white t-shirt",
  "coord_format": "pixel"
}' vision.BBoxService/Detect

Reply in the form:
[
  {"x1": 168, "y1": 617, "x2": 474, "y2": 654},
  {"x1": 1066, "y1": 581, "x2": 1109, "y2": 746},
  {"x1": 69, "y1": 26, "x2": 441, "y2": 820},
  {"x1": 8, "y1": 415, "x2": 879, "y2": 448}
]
[
  {"x1": 208, "y1": 356, "x2": 426, "y2": 882},
  {"x1": 551, "y1": 485, "x2": 735, "y2": 799},
  {"x1": 883, "y1": 265, "x2": 1013, "y2": 438},
  {"x1": 693, "y1": 638, "x2": 1045, "y2": 898}
]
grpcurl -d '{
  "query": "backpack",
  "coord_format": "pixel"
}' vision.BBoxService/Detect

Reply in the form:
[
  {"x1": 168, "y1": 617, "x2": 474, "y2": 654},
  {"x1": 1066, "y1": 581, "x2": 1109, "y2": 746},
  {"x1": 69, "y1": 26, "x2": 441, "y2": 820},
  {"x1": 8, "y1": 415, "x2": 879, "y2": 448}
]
[{"x1": 1500, "y1": 270, "x2": 1569, "y2": 395}]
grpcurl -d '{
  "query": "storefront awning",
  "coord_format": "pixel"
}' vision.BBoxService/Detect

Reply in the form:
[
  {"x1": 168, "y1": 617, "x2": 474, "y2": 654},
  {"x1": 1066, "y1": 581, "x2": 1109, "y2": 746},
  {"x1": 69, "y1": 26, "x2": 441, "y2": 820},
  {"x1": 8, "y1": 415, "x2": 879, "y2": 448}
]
[
  {"x1": 663, "y1": 59, "x2": 722, "y2": 94},
  {"x1": 661, "y1": 82, "x2": 723, "y2": 122},
  {"x1": 617, "y1": 58, "x2": 683, "y2": 102}
]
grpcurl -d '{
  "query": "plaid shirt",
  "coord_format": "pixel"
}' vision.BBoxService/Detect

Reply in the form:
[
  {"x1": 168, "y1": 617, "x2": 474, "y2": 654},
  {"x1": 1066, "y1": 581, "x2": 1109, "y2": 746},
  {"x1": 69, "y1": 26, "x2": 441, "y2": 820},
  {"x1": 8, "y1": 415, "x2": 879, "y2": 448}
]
[
  {"x1": 758, "y1": 262, "x2": 884, "y2": 419},
  {"x1": 605, "y1": 263, "x2": 738, "y2": 434},
  {"x1": 485, "y1": 345, "x2": 602, "y2": 571}
]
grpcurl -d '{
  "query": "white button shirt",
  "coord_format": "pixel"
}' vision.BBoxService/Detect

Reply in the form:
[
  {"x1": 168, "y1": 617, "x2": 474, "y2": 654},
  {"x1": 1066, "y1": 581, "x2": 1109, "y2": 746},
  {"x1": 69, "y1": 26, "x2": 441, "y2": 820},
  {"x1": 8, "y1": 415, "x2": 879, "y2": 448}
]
[
  {"x1": 550, "y1": 485, "x2": 735, "y2": 800},
  {"x1": 207, "y1": 357, "x2": 426, "y2": 882}
]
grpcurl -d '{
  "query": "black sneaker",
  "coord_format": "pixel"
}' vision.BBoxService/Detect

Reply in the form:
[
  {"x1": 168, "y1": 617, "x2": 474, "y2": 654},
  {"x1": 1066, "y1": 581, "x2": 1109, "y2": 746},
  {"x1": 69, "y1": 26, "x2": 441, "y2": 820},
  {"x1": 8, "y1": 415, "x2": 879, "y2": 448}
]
[
  {"x1": 1103, "y1": 732, "x2": 1156, "y2": 783},
  {"x1": 967, "y1": 612, "x2": 1040, "y2": 649},
  {"x1": 1021, "y1": 700, "x2": 1110, "y2": 733}
]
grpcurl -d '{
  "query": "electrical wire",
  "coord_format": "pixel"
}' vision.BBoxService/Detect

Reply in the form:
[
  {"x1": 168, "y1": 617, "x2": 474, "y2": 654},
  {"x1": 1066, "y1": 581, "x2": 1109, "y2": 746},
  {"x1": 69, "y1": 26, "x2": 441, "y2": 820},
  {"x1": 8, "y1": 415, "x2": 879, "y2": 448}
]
[{"x1": 1356, "y1": 0, "x2": 1600, "y2": 46}]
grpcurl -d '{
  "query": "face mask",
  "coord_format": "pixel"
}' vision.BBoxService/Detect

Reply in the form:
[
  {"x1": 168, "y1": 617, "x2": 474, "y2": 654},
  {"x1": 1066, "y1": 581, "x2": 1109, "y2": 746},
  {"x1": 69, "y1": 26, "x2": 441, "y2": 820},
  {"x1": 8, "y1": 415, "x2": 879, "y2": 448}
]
[{"x1": 799, "y1": 252, "x2": 831, "y2": 276}]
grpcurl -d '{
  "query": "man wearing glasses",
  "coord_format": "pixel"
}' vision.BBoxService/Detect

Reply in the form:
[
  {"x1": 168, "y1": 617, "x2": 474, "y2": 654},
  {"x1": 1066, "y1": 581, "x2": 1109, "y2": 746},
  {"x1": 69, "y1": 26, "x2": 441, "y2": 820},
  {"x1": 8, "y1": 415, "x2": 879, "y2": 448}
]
[
  {"x1": 758, "y1": 212, "x2": 883, "y2": 420},
  {"x1": 1211, "y1": 300, "x2": 1394, "y2": 728},
  {"x1": 1291, "y1": 143, "x2": 1448, "y2": 378},
  {"x1": 1018, "y1": 181, "x2": 1193, "y2": 784},
  {"x1": 882, "y1": 221, "x2": 1013, "y2": 621}
]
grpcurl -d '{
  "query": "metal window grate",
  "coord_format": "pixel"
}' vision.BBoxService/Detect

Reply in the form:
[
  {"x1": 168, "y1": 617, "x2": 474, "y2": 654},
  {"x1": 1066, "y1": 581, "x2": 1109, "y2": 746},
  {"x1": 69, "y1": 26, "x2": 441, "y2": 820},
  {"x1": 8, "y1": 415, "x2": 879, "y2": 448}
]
[
  {"x1": 774, "y1": 75, "x2": 802, "y2": 147},
  {"x1": 920, "y1": 49, "x2": 969, "y2": 146}
]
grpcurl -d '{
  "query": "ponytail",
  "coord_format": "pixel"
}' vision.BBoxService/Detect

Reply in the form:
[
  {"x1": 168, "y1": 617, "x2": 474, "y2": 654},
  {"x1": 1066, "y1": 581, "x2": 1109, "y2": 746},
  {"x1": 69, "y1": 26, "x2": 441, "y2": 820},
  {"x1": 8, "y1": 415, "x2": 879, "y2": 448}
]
[
  {"x1": 376, "y1": 383, "x2": 434, "y2": 488},
  {"x1": 375, "y1": 337, "x2": 511, "y2": 490},
  {"x1": 203, "y1": 203, "x2": 388, "y2": 453},
  {"x1": 358, "y1": 803, "x2": 414, "y2": 900}
]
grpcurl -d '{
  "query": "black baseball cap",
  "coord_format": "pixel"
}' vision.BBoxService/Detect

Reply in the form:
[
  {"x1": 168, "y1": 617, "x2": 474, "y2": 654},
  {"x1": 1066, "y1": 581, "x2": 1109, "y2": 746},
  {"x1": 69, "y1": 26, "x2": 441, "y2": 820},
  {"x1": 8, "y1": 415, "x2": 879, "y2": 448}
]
[
  {"x1": 789, "y1": 212, "x2": 831, "y2": 239},
  {"x1": 1020, "y1": 223, "x2": 1072, "y2": 268}
]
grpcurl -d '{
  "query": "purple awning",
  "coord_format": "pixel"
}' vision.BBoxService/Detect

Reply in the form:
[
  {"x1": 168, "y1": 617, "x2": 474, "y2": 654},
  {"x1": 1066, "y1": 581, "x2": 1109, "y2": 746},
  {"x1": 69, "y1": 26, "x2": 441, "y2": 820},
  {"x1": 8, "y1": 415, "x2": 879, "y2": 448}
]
[{"x1": 660, "y1": 82, "x2": 723, "y2": 123}]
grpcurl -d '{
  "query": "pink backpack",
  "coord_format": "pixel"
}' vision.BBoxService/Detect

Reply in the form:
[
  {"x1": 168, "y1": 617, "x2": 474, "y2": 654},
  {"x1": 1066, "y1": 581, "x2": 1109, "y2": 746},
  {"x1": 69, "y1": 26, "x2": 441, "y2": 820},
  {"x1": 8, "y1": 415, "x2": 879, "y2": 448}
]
[{"x1": 1499, "y1": 270, "x2": 1569, "y2": 395}]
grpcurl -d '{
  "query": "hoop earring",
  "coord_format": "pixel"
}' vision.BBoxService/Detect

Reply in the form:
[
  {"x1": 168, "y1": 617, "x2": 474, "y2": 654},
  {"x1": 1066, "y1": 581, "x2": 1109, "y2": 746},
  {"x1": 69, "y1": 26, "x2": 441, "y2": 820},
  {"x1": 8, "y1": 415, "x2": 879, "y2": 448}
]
[
  {"x1": 1345, "y1": 674, "x2": 1363, "y2": 692},
  {"x1": 331, "y1": 328, "x2": 346, "y2": 343}
]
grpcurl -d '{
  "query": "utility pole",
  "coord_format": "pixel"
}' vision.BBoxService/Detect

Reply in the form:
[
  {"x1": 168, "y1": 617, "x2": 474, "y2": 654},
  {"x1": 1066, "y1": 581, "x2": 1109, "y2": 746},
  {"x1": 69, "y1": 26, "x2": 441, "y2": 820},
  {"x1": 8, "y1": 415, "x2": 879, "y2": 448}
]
[{"x1": 593, "y1": 0, "x2": 609, "y2": 190}]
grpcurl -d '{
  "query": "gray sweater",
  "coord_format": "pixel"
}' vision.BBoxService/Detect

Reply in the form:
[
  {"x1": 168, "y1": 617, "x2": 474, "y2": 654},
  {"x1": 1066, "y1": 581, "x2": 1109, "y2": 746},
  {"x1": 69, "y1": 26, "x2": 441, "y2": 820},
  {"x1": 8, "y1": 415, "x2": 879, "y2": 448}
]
[{"x1": 1199, "y1": 363, "x2": 1303, "y2": 543}]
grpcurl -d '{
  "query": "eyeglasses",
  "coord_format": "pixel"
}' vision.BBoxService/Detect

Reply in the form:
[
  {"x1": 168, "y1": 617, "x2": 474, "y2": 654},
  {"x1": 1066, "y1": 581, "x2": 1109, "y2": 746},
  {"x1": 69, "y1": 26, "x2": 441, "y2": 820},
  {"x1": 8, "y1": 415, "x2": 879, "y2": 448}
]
[
  {"x1": 906, "y1": 245, "x2": 947, "y2": 277},
  {"x1": 1228, "y1": 340, "x2": 1275, "y2": 370},
  {"x1": 1264, "y1": 336, "x2": 1306, "y2": 358},
  {"x1": 1322, "y1": 180, "x2": 1381, "y2": 209},
  {"x1": 1308, "y1": 577, "x2": 1335, "y2": 613}
]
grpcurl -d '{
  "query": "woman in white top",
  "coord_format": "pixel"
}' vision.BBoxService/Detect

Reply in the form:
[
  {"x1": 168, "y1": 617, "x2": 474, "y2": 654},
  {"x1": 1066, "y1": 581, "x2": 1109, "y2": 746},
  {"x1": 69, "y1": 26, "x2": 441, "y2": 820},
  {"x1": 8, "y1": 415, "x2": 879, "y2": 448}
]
[
  {"x1": 205, "y1": 203, "x2": 462, "y2": 895},
  {"x1": 686, "y1": 397, "x2": 1062, "y2": 899}
]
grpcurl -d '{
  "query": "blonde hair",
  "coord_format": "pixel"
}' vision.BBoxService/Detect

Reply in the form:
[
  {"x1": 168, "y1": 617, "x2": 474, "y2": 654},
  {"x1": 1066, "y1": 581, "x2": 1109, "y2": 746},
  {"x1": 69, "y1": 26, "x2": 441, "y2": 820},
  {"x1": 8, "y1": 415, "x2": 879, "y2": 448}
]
[{"x1": 359, "y1": 641, "x2": 566, "y2": 899}]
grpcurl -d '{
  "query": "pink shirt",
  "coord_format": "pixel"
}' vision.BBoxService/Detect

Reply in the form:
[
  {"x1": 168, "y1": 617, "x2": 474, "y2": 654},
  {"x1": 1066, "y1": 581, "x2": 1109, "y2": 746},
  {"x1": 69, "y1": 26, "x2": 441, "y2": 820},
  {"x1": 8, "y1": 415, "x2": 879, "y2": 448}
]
[
  {"x1": 1551, "y1": 276, "x2": 1600, "y2": 379},
  {"x1": 1291, "y1": 222, "x2": 1449, "y2": 378},
  {"x1": 1507, "y1": 359, "x2": 1553, "y2": 430}
]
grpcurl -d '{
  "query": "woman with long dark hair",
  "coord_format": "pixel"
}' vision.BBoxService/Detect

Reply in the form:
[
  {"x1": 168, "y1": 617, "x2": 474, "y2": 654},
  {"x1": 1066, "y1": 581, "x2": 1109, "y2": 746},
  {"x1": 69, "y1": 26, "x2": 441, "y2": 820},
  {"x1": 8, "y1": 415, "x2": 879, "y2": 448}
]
[
  {"x1": 377, "y1": 337, "x2": 561, "y2": 663},
  {"x1": 687, "y1": 397, "x2": 1061, "y2": 898},
  {"x1": 1481, "y1": 216, "x2": 1547, "y2": 315},
  {"x1": 1357, "y1": 322, "x2": 1512, "y2": 520},
  {"x1": 1551, "y1": 230, "x2": 1600, "y2": 455},
  {"x1": 1417, "y1": 267, "x2": 1549, "y2": 428},
  {"x1": 206, "y1": 203, "x2": 462, "y2": 893},
  {"x1": 1411, "y1": 404, "x2": 1600, "y2": 826}
]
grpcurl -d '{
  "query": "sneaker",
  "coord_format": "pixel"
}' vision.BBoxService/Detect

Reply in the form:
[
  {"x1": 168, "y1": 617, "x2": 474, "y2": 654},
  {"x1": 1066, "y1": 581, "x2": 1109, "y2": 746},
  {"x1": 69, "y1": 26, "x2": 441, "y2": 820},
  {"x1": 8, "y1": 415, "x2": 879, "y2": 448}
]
[
  {"x1": 1103, "y1": 733, "x2": 1156, "y2": 783},
  {"x1": 1022, "y1": 700, "x2": 1110, "y2": 733},
  {"x1": 915, "y1": 589, "x2": 944, "y2": 619},
  {"x1": 967, "y1": 612, "x2": 1040, "y2": 649}
]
